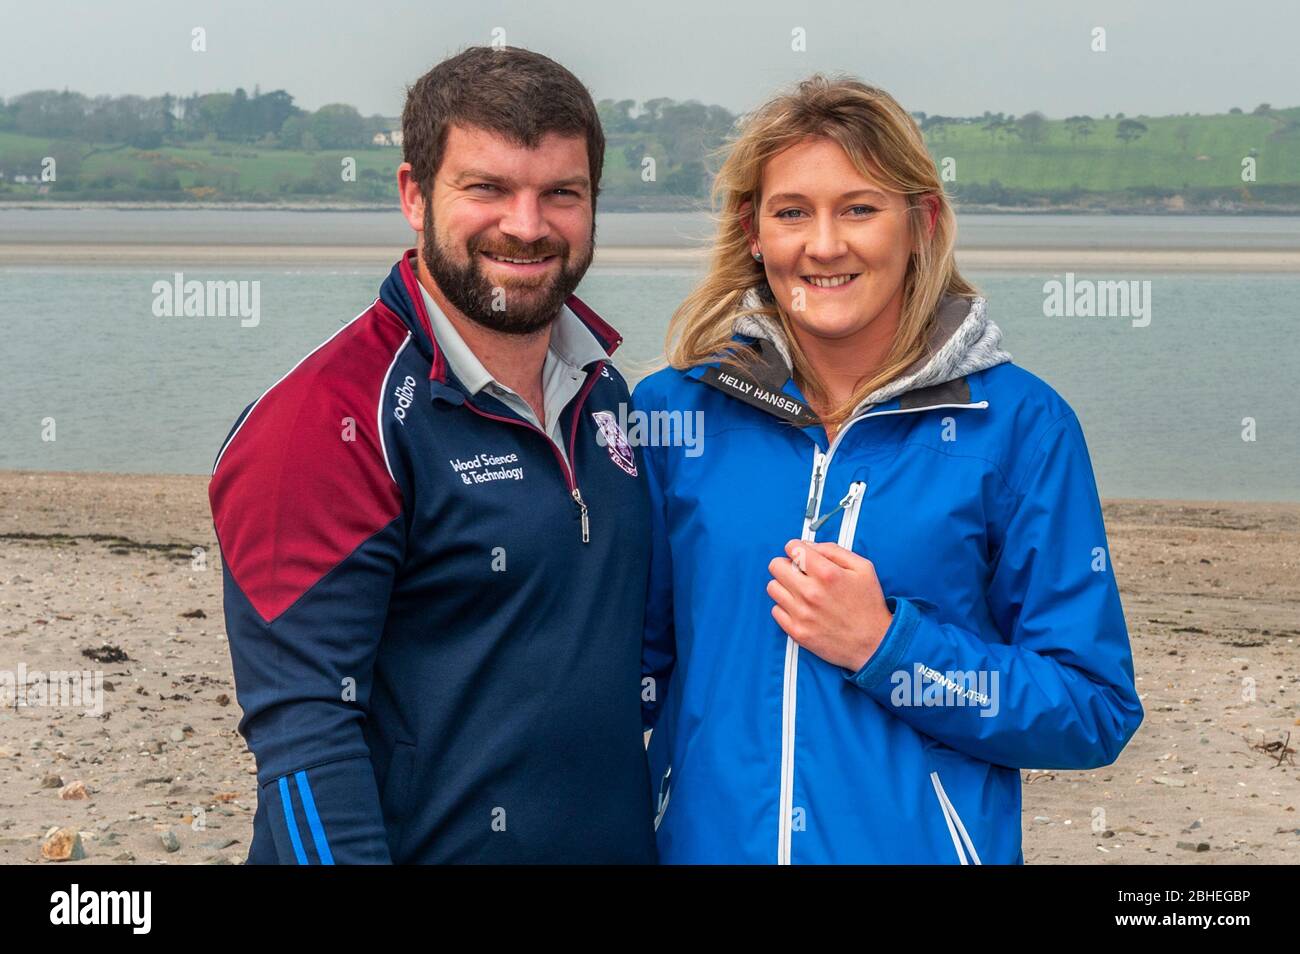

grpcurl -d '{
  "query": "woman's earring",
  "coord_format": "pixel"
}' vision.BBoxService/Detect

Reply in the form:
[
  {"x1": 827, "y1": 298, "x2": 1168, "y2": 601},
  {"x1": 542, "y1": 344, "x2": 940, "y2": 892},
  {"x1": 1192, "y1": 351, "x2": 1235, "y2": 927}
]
[{"x1": 753, "y1": 251, "x2": 763, "y2": 262}]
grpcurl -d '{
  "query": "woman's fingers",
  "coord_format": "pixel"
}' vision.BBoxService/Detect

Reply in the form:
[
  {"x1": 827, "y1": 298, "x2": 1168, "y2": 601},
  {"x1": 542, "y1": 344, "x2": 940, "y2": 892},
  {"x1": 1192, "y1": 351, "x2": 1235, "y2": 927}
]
[
  {"x1": 783, "y1": 539, "x2": 836, "y2": 580},
  {"x1": 765, "y1": 576, "x2": 796, "y2": 609},
  {"x1": 810, "y1": 541, "x2": 858, "y2": 569},
  {"x1": 771, "y1": 602, "x2": 798, "y2": 639}
]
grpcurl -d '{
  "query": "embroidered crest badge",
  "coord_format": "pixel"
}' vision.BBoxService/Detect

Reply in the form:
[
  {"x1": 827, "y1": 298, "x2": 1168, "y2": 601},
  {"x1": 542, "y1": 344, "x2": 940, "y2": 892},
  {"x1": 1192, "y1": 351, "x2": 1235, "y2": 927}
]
[{"x1": 591, "y1": 410, "x2": 638, "y2": 477}]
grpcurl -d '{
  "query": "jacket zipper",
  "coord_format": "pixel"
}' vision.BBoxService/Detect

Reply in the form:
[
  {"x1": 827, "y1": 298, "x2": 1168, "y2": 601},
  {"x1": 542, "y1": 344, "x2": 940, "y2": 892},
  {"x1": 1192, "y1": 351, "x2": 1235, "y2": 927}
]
[
  {"x1": 460, "y1": 361, "x2": 604, "y2": 543},
  {"x1": 776, "y1": 398, "x2": 988, "y2": 865},
  {"x1": 776, "y1": 448, "x2": 827, "y2": 864},
  {"x1": 809, "y1": 481, "x2": 866, "y2": 540}
]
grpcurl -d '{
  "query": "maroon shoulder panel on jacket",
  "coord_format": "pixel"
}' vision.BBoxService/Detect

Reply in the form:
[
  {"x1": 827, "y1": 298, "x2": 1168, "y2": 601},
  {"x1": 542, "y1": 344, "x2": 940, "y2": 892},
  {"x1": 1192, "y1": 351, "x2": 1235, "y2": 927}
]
[{"x1": 209, "y1": 304, "x2": 410, "y2": 623}]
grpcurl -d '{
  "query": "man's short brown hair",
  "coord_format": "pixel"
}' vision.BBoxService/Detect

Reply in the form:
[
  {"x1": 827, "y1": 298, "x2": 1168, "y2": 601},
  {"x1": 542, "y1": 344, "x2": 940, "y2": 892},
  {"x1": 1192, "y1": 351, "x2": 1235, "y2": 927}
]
[{"x1": 402, "y1": 46, "x2": 605, "y2": 206}]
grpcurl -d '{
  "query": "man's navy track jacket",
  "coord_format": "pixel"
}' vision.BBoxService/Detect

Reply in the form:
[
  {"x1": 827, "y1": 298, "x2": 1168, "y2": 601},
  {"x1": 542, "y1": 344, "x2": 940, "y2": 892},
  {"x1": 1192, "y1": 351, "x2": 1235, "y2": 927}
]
[{"x1": 208, "y1": 250, "x2": 656, "y2": 864}]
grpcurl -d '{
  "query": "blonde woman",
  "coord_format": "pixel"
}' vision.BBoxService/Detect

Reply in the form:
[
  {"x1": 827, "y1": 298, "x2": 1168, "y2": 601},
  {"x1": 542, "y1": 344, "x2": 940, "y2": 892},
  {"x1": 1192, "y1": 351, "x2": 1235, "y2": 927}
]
[{"x1": 634, "y1": 76, "x2": 1143, "y2": 864}]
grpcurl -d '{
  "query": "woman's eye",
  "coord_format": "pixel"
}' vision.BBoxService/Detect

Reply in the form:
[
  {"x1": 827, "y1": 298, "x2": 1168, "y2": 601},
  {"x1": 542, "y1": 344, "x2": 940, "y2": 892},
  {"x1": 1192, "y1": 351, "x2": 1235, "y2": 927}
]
[
  {"x1": 775, "y1": 208, "x2": 805, "y2": 220},
  {"x1": 847, "y1": 205, "x2": 877, "y2": 216}
]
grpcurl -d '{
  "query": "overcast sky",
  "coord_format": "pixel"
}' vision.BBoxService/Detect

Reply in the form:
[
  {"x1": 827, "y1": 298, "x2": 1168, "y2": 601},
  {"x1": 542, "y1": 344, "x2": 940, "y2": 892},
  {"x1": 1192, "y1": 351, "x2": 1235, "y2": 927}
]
[{"x1": 2, "y1": 0, "x2": 1294, "y2": 119}]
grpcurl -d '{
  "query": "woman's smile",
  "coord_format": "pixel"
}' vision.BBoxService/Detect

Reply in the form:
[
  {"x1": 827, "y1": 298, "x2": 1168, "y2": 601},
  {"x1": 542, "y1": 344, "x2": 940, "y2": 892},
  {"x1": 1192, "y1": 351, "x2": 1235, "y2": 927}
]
[{"x1": 801, "y1": 272, "x2": 861, "y2": 290}]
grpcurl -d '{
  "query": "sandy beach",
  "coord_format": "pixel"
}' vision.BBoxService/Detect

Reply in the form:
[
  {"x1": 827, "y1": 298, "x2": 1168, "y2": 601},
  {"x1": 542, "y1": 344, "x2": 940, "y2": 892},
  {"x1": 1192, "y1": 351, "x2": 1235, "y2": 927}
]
[
  {"x1": 0, "y1": 470, "x2": 1296, "y2": 865},
  {"x1": 4, "y1": 242, "x2": 1300, "y2": 272}
]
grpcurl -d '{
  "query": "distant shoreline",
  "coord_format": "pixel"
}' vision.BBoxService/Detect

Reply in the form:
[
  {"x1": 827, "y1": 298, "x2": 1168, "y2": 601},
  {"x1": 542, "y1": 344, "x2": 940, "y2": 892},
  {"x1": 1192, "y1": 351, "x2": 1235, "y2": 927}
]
[
  {"x1": 3, "y1": 241, "x2": 1298, "y2": 272},
  {"x1": 4, "y1": 199, "x2": 1300, "y2": 215},
  {"x1": 3, "y1": 468, "x2": 1299, "y2": 529}
]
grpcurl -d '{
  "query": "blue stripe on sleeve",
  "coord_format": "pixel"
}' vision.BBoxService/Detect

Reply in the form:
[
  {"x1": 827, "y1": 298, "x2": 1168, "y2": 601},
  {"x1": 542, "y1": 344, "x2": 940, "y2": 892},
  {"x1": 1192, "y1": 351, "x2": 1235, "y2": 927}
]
[
  {"x1": 294, "y1": 770, "x2": 335, "y2": 865},
  {"x1": 278, "y1": 775, "x2": 309, "y2": 864}
]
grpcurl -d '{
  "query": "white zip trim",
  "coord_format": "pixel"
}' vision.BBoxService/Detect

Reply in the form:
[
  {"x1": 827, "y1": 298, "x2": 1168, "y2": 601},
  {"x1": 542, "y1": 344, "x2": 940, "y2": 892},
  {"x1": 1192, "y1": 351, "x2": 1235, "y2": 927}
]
[
  {"x1": 932, "y1": 772, "x2": 968, "y2": 864},
  {"x1": 857, "y1": 400, "x2": 988, "y2": 421},
  {"x1": 777, "y1": 449, "x2": 826, "y2": 864},
  {"x1": 800, "y1": 449, "x2": 827, "y2": 542},
  {"x1": 834, "y1": 482, "x2": 866, "y2": 549},
  {"x1": 930, "y1": 771, "x2": 982, "y2": 865},
  {"x1": 376, "y1": 333, "x2": 413, "y2": 484},
  {"x1": 778, "y1": 635, "x2": 798, "y2": 863},
  {"x1": 776, "y1": 399, "x2": 987, "y2": 865}
]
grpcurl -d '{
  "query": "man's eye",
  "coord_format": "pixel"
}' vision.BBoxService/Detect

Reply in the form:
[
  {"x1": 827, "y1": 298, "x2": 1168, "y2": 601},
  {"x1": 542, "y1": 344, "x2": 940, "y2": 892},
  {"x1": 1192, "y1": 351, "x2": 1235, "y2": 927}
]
[
  {"x1": 470, "y1": 183, "x2": 499, "y2": 193},
  {"x1": 847, "y1": 205, "x2": 878, "y2": 216},
  {"x1": 551, "y1": 188, "x2": 579, "y2": 197},
  {"x1": 775, "y1": 208, "x2": 805, "y2": 220}
]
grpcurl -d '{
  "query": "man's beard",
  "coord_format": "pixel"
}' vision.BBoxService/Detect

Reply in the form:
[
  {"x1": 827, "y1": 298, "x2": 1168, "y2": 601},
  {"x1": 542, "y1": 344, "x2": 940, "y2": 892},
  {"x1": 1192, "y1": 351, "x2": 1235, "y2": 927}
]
[{"x1": 421, "y1": 203, "x2": 594, "y2": 336}]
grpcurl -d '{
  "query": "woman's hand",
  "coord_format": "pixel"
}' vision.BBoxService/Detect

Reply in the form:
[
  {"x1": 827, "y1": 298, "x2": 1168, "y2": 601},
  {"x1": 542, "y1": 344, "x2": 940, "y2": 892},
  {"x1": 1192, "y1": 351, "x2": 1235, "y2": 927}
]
[{"x1": 767, "y1": 540, "x2": 894, "y2": 673}]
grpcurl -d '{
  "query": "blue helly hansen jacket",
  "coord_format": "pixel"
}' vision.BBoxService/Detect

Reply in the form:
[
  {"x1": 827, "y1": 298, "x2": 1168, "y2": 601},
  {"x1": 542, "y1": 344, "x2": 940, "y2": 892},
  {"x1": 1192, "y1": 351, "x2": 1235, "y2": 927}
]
[{"x1": 634, "y1": 292, "x2": 1143, "y2": 864}]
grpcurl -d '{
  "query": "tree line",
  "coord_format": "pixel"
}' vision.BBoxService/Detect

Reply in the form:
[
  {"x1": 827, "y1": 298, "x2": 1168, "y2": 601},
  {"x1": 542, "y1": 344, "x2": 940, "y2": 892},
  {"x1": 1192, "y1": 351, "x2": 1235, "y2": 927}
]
[{"x1": 0, "y1": 87, "x2": 391, "y2": 150}]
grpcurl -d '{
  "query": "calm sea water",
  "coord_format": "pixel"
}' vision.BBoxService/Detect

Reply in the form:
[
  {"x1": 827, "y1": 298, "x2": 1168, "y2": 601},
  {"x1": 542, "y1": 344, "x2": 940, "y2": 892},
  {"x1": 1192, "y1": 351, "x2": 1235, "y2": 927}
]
[
  {"x1": 3, "y1": 208, "x2": 1300, "y2": 250},
  {"x1": 1, "y1": 214, "x2": 1298, "y2": 501}
]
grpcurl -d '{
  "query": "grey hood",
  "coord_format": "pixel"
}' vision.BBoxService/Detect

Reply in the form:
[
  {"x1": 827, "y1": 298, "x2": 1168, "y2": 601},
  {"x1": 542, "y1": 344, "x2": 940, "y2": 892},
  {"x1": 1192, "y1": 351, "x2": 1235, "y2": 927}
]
[{"x1": 730, "y1": 287, "x2": 1012, "y2": 413}]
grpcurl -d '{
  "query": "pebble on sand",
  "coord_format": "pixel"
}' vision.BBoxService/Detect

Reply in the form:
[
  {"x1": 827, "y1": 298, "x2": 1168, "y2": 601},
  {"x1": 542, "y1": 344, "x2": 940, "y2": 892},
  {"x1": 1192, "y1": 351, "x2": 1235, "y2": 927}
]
[
  {"x1": 41, "y1": 827, "x2": 86, "y2": 862},
  {"x1": 58, "y1": 780, "x2": 90, "y2": 800}
]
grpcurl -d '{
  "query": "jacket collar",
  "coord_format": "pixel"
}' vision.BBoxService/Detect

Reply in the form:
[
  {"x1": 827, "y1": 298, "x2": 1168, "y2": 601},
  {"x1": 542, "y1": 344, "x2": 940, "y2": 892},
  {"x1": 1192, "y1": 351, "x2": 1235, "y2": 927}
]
[{"x1": 692, "y1": 289, "x2": 1010, "y2": 424}]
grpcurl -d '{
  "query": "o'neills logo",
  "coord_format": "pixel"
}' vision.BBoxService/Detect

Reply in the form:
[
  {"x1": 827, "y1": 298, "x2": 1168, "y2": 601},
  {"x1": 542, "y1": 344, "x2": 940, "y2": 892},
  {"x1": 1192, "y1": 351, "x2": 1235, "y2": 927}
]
[
  {"x1": 392, "y1": 375, "x2": 417, "y2": 425},
  {"x1": 591, "y1": 410, "x2": 637, "y2": 477}
]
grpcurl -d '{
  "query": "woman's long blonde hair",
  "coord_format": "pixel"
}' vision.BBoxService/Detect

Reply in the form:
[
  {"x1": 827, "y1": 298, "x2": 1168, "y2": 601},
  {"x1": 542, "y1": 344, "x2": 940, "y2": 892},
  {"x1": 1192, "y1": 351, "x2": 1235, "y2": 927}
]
[{"x1": 666, "y1": 74, "x2": 978, "y2": 429}]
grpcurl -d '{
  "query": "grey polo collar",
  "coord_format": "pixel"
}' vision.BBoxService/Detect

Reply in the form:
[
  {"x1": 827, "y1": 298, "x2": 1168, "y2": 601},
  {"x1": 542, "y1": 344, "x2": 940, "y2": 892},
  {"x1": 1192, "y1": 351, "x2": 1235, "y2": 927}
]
[{"x1": 417, "y1": 282, "x2": 608, "y2": 396}]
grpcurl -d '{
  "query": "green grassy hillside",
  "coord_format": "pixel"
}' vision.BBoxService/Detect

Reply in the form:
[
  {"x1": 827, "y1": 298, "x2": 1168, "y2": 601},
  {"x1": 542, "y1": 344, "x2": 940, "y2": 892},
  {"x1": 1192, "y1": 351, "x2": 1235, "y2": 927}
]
[{"x1": 2, "y1": 105, "x2": 1297, "y2": 209}]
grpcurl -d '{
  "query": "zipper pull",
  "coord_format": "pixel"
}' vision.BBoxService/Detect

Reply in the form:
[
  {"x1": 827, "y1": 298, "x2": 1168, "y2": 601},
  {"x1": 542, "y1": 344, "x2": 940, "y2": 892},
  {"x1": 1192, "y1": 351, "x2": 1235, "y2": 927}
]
[
  {"x1": 572, "y1": 487, "x2": 590, "y2": 543},
  {"x1": 804, "y1": 452, "x2": 826, "y2": 521},
  {"x1": 809, "y1": 483, "x2": 864, "y2": 532}
]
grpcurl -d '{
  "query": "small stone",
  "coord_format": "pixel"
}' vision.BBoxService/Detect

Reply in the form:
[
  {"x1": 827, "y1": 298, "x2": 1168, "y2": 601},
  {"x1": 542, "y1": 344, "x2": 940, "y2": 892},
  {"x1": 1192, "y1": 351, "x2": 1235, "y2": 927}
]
[
  {"x1": 169, "y1": 728, "x2": 185, "y2": 743},
  {"x1": 41, "y1": 827, "x2": 85, "y2": 861},
  {"x1": 1152, "y1": 776, "x2": 1185, "y2": 787},
  {"x1": 40, "y1": 774, "x2": 64, "y2": 789},
  {"x1": 58, "y1": 780, "x2": 90, "y2": 800},
  {"x1": 159, "y1": 829, "x2": 180, "y2": 852}
]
